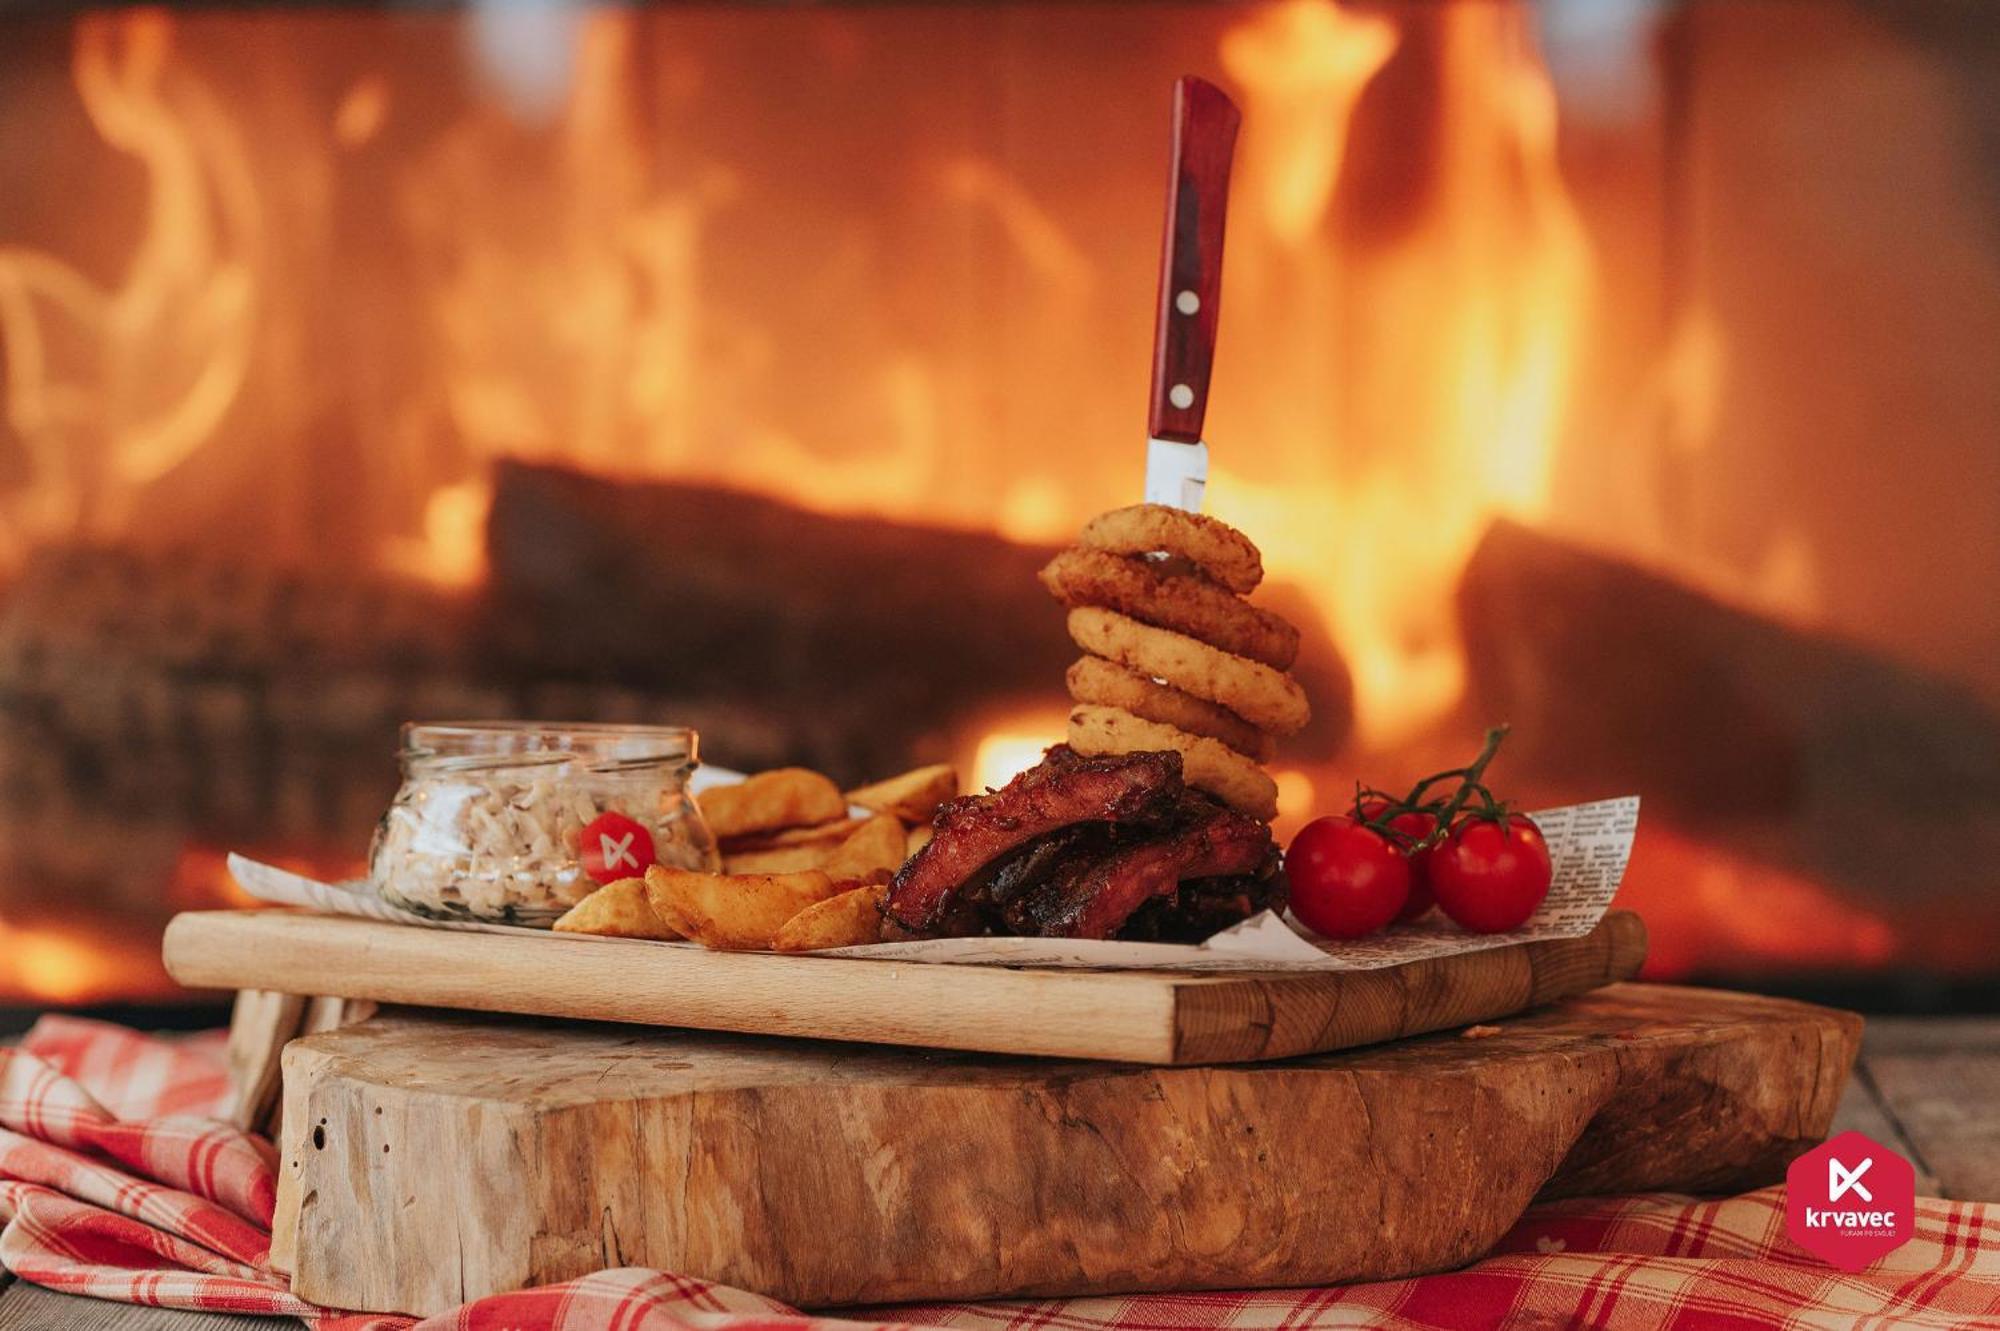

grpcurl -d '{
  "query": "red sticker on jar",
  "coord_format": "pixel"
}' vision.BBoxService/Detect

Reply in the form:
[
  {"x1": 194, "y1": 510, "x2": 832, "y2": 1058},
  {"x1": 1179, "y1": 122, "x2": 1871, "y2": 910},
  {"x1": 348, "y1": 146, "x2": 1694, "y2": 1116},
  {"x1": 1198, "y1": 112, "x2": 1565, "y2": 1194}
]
[{"x1": 581, "y1": 811, "x2": 656, "y2": 884}]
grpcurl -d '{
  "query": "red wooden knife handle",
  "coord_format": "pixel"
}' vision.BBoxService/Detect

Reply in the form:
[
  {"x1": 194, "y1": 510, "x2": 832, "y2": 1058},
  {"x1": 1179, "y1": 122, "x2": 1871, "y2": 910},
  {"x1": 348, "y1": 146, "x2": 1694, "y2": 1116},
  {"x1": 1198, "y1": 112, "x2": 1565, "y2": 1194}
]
[{"x1": 1148, "y1": 76, "x2": 1240, "y2": 444}]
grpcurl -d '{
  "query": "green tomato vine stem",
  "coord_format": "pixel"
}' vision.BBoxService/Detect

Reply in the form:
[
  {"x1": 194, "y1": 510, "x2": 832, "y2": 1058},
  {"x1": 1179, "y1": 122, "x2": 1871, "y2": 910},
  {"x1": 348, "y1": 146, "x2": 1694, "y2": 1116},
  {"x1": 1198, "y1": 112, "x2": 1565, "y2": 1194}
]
[{"x1": 1349, "y1": 725, "x2": 1514, "y2": 853}]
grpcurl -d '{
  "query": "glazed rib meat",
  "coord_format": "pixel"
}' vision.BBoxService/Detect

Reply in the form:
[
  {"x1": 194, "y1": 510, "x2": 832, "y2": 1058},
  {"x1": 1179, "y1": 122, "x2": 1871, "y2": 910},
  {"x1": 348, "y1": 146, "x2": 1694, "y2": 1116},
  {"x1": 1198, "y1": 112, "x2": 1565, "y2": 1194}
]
[
  {"x1": 1117, "y1": 870, "x2": 1288, "y2": 943},
  {"x1": 1010, "y1": 799, "x2": 1277, "y2": 939},
  {"x1": 980, "y1": 822, "x2": 1123, "y2": 924},
  {"x1": 886, "y1": 746, "x2": 1183, "y2": 936}
]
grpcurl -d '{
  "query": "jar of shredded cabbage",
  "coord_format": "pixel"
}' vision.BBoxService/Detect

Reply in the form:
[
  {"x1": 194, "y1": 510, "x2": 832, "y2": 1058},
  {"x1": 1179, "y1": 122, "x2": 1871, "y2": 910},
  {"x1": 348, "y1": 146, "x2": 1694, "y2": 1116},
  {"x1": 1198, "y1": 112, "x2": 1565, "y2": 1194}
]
[{"x1": 369, "y1": 722, "x2": 719, "y2": 925}]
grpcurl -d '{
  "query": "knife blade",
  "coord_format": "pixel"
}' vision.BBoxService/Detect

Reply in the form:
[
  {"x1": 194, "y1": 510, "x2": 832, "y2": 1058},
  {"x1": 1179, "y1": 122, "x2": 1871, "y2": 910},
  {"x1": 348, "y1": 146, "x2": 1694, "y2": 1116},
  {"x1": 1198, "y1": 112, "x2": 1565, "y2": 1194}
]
[{"x1": 1144, "y1": 75, "x2": 1240, "y2": 513}]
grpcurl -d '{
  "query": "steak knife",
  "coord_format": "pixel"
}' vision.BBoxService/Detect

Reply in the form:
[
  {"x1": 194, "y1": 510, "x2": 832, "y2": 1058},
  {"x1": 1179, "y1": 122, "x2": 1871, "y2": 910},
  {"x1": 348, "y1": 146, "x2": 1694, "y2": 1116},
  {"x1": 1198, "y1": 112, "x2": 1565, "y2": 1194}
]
[{"x1": 1144, "y1": 75, "x2": 1241, "y2": 514}]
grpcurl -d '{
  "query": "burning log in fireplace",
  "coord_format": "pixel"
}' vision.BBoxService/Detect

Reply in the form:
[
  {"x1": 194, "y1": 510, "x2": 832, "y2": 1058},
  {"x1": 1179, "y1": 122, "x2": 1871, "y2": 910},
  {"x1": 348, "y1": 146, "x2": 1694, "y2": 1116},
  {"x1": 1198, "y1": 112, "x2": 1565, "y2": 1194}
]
[
  {"x1": 1458, "y1": 520, "x2": 2000, "y2": 965},
  {"x1": 482, "y1": 460, "x2": 1081, "y2": 763},
  {"x1": 0, "y1": 546, "x2": 499, "y2": 916},
  {"x1": 482, "y1": 462, "x2": 1356, "y2": 765},
  {"x1": 0, "y1": 538, "x2": 856, "y2": 933}
]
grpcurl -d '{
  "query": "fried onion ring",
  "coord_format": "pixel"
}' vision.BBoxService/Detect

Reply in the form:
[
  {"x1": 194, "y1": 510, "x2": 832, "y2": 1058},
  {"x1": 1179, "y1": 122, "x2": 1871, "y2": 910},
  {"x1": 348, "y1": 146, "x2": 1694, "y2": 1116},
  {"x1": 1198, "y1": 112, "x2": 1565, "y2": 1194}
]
[
  {"x1": 1067, "y1": 607, "x2": 1310, "y2": 737},
  {"x1": 1040, "y1": 546, "x2": 1298, "y2": 669},
  {"x1": 1067, "y1": 705, "x2": 1279, "y2": 821},
  {"x1": 1065, "y1": 656, "x2": 1273, "y2": 762},
  {"x1": 1079, "y1": 504, "x2": 1263, "y2": 594}
]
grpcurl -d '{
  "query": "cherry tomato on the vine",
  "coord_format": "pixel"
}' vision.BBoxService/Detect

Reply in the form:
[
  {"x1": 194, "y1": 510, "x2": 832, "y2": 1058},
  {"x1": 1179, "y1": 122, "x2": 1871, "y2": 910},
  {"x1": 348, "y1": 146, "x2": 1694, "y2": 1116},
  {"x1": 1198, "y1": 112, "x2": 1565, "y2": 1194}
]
[
  {"x1": 1356, "y1": 797, "x2": 1439, "y2": 922},
  {"x1": 1429, "y1": 816, "x2": 1552, "y2": 934},
  {"x1": 1286, "y1": 815, "x2": 1410, "y2": 940}
]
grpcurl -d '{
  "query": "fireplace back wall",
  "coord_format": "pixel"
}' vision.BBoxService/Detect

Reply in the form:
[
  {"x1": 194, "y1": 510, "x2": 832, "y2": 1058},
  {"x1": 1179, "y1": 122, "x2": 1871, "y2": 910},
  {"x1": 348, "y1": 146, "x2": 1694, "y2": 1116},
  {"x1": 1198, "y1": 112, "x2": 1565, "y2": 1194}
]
[{"x1": 0, "y1": 0, "x2": 1996, "y2": 1014}]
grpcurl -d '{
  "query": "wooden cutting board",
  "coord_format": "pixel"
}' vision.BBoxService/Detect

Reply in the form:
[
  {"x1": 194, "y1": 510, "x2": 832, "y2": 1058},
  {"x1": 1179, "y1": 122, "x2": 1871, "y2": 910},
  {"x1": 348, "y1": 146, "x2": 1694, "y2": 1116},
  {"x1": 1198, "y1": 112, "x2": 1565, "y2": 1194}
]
[
  {"x1": 165, "y1": 908, "x2": 1646, "y2": 1064},
  {"x1": 274, "y1": 984, "x2": 1859, "y2": 1316}
]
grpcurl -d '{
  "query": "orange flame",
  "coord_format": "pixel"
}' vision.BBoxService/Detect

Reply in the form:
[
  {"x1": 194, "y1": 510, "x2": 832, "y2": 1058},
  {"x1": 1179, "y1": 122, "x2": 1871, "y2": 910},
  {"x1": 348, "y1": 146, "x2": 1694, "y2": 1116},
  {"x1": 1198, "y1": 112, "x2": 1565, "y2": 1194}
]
[
  {"x1": 970, "y1": 715, "x2": 1071, "y2": 793},
  {"x1": 1220, "y1": 0, "x2": 1397, "y2": 248},
  {"x1": 6, "y1": 6, "x2": 1598, "y2": 754},
  {"x1": 0, "y1": 916, "x2": 178, "y2": 1006},
  {"x1": 0, "y1": 10, "x2": 260, "y2": 570},
  {"x1": 1216, "y1": 2, "x2": 1591, "y2": 746}
]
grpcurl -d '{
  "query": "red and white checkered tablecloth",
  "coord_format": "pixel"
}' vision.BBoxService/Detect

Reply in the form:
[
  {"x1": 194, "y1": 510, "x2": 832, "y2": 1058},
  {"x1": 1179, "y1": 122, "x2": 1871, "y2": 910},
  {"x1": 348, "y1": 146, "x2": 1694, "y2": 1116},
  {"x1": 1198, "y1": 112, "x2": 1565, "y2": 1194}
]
[{"x1": 2, "y1": 1016, "x2": 1996, "y2": 1330}]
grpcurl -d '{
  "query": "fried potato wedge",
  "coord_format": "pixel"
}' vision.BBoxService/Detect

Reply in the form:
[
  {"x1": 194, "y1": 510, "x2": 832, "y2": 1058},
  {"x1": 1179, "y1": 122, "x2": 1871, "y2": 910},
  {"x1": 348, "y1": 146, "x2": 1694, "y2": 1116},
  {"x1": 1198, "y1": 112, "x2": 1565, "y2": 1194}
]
[
  {"x1": 552, "y1": 877, "x2": 681, "y2": 940},
  {"x1": 644, "y1": 865, "x2": 839, "y2": 951},
  {"x1": 718, "y1": 816, "x2": 882, "y2": 875},
  {"x1": 721, "y1": 844, "x2": 838, "y2": 875},
  {"x1": 772, "y1": 883, "x2": 888, "y2": 953},
  {"x1": 844, "y1": 764, "x2": 959, "y2": 825},
  {"x1": 818, "y1": 814, "x2": 907, "y2": 886},
  {"x1": 719, "y1": 817, "x2": 863, "y2": 854},
  {"x1": 905, "y1": 823, "x2": 934, "y2": 858},
  {"x1": 697, "y1": 768, "x2": 847, "y2": 840}
]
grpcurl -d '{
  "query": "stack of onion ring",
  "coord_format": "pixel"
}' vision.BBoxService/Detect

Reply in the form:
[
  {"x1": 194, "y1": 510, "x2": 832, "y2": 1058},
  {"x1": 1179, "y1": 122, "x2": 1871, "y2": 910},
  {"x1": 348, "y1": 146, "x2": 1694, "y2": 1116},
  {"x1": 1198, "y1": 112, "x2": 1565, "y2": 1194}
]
[{"x1": 1038, "y1": 504, "x2": 1311, "y2": 820}]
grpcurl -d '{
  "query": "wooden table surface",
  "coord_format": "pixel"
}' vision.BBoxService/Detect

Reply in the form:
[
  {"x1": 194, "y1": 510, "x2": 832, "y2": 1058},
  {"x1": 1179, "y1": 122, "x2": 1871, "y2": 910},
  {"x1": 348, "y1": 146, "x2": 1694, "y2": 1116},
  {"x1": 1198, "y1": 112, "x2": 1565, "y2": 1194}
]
[{"x1": 1, "y1": 1016, "x2": 1994, "y2": 1329}]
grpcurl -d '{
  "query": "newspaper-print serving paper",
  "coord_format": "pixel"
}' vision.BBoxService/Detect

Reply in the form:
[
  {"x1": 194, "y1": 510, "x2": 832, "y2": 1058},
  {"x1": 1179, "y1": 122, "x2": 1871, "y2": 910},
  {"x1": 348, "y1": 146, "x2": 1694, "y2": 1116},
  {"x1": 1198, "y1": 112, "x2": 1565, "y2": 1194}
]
[{"x1": 227, "y1": 796, "x2": 1637, "y2": 973}]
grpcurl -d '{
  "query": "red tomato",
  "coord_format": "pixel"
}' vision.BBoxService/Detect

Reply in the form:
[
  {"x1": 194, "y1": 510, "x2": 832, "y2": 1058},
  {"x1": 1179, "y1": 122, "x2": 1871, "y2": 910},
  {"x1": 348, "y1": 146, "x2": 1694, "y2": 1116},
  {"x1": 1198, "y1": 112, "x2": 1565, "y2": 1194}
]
[
  {"x1": 1430, "y1": 817, "x2": 1552, "y2": 933},
  {"x1": 1357, "y1": 798, "x2": 1439, "y2": 922},
  {"x1": 1286, "y1": 816, "x2": 1411, "y2": 940},
  {"x1": 580, "y1": 811, "x2": 657, "y2": 884}
]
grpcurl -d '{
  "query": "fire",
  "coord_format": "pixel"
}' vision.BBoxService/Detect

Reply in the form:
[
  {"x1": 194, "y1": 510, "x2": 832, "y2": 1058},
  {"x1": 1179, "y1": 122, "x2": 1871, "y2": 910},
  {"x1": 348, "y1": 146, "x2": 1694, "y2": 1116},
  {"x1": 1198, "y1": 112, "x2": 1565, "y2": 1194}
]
[
  {"x1": 1271, "y1": 768, "x2": 1317, "y2": 830},
  {"x1": 382, "y1": 477, "x2": 494, "y2": 588},
  {"x1": 1623, "y1": 826, "x2": 1901, "y2": 979},
  {"x1": 0, "y1": 10, "x2": 260, "y2": 572},
  {"x1": 0, "y1": 925, "x2": 113, "y2": 1005},
  {"x1": 1216, "y1": 1, "x2": 1591, "y2": 747},
  {"x1": 5, "y1": 4, "x2": 1592, "y2": 752},
  {"x1": 1219, "y1": 0, "x2": 1397, "y2": 248},
  {"x1": 334, "y1": 75, "x2": 391, "y2": 149},
  {"x1": 969, "y1": 713, "x2": 1070, "y2": 793},
  {"x1": 0, "y1": 916, "x2": 175, "y2": 1006},
  {"x1": 1655, "y1": 309, "x2": 1823, "y2": 619}
]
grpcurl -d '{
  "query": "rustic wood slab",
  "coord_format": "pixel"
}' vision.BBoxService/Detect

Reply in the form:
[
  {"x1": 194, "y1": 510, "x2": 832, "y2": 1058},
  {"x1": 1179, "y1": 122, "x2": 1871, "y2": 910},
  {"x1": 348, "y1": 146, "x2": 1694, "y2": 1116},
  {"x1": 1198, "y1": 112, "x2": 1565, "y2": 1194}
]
[
  {"x1": 163, "y1": 909, "x2": 1646, "y2": 1066},
  {"x1": 223, "y1": 991, "x2": 379, "y2": 1138},
  {"x1": 222, "y1": 989, "x2": 306, "y2": 1132},
  {"x1": 277, "y1": 983, "x2": 1857, "y2": 1316}
]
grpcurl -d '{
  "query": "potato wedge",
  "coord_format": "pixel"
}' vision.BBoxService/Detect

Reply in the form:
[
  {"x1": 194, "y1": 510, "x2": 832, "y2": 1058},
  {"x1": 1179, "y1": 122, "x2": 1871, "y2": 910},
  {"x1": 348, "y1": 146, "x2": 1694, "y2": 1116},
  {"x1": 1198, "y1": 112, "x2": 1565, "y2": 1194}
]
[
  {"x1": 719, "y1": 817, "x2": 877, "y2": 874},
  {"x1": 721, "y1": 844, "x2": 841, "y2": 875},
  {"x1": 844, "y1": 764, "x2": 958, "y2": 825},
  {"x1": 773, "y1": 883, "x2": 888, "y2": 952},
  {"x1": 697, "y1": 768, "x2": 847, "y2": 840},
  {"x1": 905, "y1": 823, "x2": 934, "y2": 858},
  {"x1": 818, "y1": 814, "x2": 907, "y2": 886},
  {"x1": 552, "y1": 877, "x2": 681, "y2": 939},
  {"x1": 644, "y1": 865, "x2": 839, "y2": 951},
  {"x1": 719, "y1": 817, "x2": 863, "y2": 854}
]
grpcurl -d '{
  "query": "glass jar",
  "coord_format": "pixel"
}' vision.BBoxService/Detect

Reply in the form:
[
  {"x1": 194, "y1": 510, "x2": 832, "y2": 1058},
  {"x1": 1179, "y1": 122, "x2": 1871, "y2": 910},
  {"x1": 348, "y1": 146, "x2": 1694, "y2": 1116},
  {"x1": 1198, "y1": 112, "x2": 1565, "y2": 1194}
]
[{"x1": 369, "y1": 722, "x2": 719, "y2": 926}]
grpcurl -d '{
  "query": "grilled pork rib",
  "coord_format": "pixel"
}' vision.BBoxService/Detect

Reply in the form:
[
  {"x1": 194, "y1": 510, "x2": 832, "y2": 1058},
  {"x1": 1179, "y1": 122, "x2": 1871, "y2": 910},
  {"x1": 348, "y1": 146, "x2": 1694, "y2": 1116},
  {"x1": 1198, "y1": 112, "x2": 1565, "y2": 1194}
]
[
  {"x1": 1117, "y1": 870, "x2": 1288, "y2": 943},
  {"x1": 981, "y1": 822, "x2": 1122, "y2": 927},
  {"x1": 1011, "y1": 800, "x2": 1277, "y2": 939},
  {"x1": 887, "y1": 746, "x2": 1282, "y2": 942},
  {"x1": 886, "y1": 746, "x2": 1181, "y2": 935}
]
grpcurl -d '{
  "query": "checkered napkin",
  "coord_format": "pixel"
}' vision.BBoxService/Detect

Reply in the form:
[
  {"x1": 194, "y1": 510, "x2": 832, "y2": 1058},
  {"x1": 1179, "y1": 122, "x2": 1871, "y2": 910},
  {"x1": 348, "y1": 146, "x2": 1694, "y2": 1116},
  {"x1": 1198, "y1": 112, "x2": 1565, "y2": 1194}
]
[{"x1": 3, "y1": 1019, "x2": 1997, "y2": 1330}]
